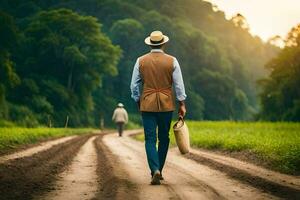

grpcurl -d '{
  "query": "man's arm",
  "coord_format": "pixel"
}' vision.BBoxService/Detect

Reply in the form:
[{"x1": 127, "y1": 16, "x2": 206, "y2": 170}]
[
  {"x1": 130, "y1": 58, "x2": 142, "y2": 110},
  {"x1": 173, "y1": 58, "x2": 187, "y2": 117}
]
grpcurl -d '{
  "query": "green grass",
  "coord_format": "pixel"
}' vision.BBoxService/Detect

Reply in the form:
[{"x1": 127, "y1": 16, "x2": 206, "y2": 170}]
[
  {"x1": 134, "y1": 121, "x2": 300, "y2": 174},
  {"x1": 126, "y1": 121, "x2": 142, "y2": 129},
  {"x1": 0, "y1": 127, "x2": 93, "y2": 153}
]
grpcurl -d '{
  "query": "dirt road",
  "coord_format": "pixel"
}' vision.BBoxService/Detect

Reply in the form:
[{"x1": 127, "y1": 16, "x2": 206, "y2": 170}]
[{"x1": 0, "y1": 130, "x2": 299, "y2": 200}]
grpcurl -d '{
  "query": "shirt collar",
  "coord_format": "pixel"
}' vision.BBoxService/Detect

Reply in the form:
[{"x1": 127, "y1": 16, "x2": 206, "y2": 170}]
[{"x1": 150, "y1": 49, "x2": 164, "y2": 53}]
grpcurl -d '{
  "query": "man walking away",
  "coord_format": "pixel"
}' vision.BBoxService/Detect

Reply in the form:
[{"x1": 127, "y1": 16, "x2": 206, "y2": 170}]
[
  {"x1": 130, "y1": 31, "x2": 187, "y2": 185},
  {"x1": 112, "y1": 103, "x2": 128, "y2": 137}
]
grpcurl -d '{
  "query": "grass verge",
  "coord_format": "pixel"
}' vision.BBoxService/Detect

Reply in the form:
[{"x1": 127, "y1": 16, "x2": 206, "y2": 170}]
[
  {"x1": 133, "y1": 121, "x2": 300, "y2": 174},
  {"x1": 0, "y1": 127, "x2": 93, "y2": 153}
]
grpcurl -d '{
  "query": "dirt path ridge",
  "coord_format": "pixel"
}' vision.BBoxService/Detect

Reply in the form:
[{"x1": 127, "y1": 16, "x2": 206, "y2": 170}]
[
  {"x1": 0, "y1": 135, "x2": 89, "y2": 200},
  {"x1": 0, "y1": 136, "x2": 77, "y2": 164},
  {"x1": 104, "y1": 131, "x2": 277, "y2": 200},
  {"x1": 189, "y1": 148, "x2": 300, "y2": 189},
  {"x1": 39, "y1": 136, "x2": 98, "y2": 200}
]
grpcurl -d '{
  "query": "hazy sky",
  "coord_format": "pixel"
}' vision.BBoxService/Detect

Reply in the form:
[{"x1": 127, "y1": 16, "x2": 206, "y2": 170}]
[{"x1": 207, "y1": 0, "x2": 300, "y2": 41}]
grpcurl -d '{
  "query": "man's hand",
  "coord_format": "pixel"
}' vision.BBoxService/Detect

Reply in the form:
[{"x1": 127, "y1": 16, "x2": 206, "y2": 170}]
[{"x1": 178, "y1": 101, "x2": 186, "y2": 118}]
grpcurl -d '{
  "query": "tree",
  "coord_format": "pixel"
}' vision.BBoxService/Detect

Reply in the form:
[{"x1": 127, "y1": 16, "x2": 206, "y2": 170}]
[
  {"x1": 10, "y1": 9, "x2": 121, "y2": 126},
  {"x1": 285, "y1": 24, "x2": 300, "y2": 47},
  {"x1": 259, "y1": 24, "x2": 300, "y2": 121},
  {"x1": 0, "y1": 0, "x2": 279, "y2": 124},
  {"x1": 267, "y1": 35, "x2": 285, "y2": 48},
  {"x1": 109, "y1": 18, "x2": 145, "y2": 112},
  {"x1": 0, "y1": 11, "x2": 20, "y2": 118},
  {"x1": 231, "y1": 13, "x2": 250, "y2": 30}
]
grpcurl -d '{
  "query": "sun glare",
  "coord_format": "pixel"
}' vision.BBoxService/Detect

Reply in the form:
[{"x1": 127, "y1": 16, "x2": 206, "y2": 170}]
[{"x1": 207, "y1": 0, "x2": 300, "y2": 42}]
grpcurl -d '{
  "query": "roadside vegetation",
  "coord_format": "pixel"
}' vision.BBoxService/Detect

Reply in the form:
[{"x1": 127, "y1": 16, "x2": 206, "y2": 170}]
[
  {"x1": 0, "y1": 0, "x2": 281, "y2": 128},
  {"x1": 134, "y1": 121, "x2": 300, "y2": 174},
  {"x1": 0, "y1": 127, "x2": 93, "y2": 153}
]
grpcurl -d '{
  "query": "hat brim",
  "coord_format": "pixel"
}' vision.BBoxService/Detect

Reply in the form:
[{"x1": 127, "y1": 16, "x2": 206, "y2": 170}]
[{"x1": 144, "y1": 35, "x2": 169, "y2": 46}]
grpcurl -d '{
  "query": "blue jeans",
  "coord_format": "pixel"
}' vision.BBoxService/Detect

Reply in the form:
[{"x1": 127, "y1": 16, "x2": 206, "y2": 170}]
[{"x1": 141, "y1": 111, "x2": 173, "y2": 176}]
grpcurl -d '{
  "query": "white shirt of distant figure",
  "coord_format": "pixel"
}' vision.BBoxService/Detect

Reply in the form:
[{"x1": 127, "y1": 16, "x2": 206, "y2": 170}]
[
  {"x1": 112, "y1": 103, "x2": 129, "y2": 137},
  {"x1": 112, "y1": 103, "x2": 128, "y2": 123}
]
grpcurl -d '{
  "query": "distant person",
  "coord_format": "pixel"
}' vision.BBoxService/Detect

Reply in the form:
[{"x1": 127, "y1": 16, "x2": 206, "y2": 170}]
[
  {"x1": 130, "y1": 31, "x2": 187, "y2": 185},
  {"x1": 112, "y1": 103, "x2": 128, "y2": 137}
]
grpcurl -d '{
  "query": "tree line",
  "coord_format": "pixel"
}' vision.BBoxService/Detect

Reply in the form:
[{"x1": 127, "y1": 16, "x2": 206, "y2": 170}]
[
  {"x1": 259, "y1": 25, "x2": 300, "y2": 121},
  {"x1": 0, "y1": 0, "x2": 298, "y2": 127}
]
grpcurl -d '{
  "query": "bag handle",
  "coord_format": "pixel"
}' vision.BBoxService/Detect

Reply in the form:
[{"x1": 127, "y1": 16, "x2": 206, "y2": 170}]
[
  {"x1": 173, "y1": 115, "x2": 186, "y2": 129},
  {"x1": 178, "y1": 115, "x2": 184, "y2": 122}
]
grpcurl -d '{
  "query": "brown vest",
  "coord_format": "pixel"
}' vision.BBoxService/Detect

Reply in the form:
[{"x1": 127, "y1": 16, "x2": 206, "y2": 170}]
[{"x1": 139, "y1": 52, "x2": 175, "y2": 112}]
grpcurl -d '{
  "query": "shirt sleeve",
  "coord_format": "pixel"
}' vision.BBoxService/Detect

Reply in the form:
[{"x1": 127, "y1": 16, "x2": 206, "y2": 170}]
[
  {"x1": 130, "y1": 58, "x2": 142, "y2": 102},
  {"x1": 173, "y1": 58, "x2": 187, "y2": 101}
]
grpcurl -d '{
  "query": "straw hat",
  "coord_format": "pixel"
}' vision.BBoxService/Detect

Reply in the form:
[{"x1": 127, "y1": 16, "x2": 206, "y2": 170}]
[
  {"x1": 117, "y1": 103, "x2": 124, "y2": 107},
  {"x1": 144, "y1": 31, "x2": 169, "y2": 46}
]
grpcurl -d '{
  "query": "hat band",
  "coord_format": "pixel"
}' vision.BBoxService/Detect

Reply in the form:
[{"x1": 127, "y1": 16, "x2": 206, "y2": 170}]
[{"x1": 150, "y1": 37, "x2": 164, "y2": 44}]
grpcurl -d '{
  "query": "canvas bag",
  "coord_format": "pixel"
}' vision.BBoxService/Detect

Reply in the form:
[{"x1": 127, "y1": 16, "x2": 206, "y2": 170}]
[{"x1": 173, "y1": 117, "x2": 190, "y2": 154}]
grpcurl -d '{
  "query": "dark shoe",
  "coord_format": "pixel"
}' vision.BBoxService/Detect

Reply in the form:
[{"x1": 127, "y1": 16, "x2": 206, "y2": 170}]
[
  {"x1": 151, "y1": 170, "x2": 161, "y2": 185},
  {"x1": 160, "y1": 174, "x2": 164, "y2": 180},
  {"x1": 151, "y1": 172, "x2": 164, "y2": 180}
]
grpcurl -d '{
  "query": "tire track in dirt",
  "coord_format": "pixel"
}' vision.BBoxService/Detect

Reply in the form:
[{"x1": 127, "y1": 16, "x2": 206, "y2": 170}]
[
  {"x1": 189, "y1": 149, "x2": 300, "y2": 189},
  {"x1": 122, "y1": 138, "x2": 226, "y2": 200},
  {"x1": 110, "y1": 131, "x2": 278, "y2": 200},
  {"x1": 103, "y1": 134, "x2": 181, "y2": 200},
  {"x1": 0, "y1": 136, "x2": 77, "y2": 164},
  {"x1": 37, "y1": 136, "x2": 99, "y2": 200},
  {"x1": 1, "y1": 129, "x2": 296, "y2": 200},
  {"x1": 0, "y1": 135, "x2": 90, "y2": 200},
  {"x1": 185, "y1": 152, "x2": 300, "y2": 200},
  {"x1": 93, "y1": 133, "x2": 139, "y2": 200},
  {"x1": 128, "y1": 131, "x2": 300, "y2": 200}
]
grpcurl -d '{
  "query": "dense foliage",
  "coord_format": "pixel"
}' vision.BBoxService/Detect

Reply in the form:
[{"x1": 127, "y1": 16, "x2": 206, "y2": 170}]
[
  {"x1": 0, "y1": 0, "x2": 281, "y2": 126},
  {"x1": 259, "y1": 24, "x2": 300, "y2": 121},
  {"x1": 0, "y1": 7, "x2": 120, "y2": 126}
]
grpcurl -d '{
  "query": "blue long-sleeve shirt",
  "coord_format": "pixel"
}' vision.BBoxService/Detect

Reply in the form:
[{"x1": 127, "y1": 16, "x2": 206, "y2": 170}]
[{"x1": 130, "y1": 49, "x2": 187, "y2": 102}]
